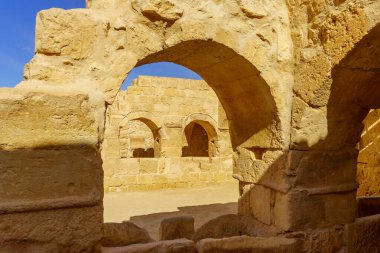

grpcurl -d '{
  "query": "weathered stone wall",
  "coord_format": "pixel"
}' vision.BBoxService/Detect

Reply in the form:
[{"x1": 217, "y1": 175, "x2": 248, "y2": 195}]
[
  {"x1": 0, "y1": 0, "x2": 379, "y2": 251},
  {"x1": 0, "y1": 87, "x2": 104, "y2": 252},
  {"x1": 102, "y1": 76, "x2": 234, "y2": 192},
  {"x1": 358, "y1": 109, "x2": 380, "y2": 196}
]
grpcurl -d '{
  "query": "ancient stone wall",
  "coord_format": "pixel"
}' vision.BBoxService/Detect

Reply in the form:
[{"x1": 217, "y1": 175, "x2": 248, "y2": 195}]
[
  {"x1": 358, "y1": 109, "x2": 380, "y2": 196},
  {"x1": 102, "y1": 76, "x2": 234, "y2": 192},
  {"x1": 0, "y1": 0, "x2": 379, "y2": 252}
]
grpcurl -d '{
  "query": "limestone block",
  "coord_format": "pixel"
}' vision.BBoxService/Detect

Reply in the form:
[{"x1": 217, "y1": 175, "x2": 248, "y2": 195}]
[
  {"x1": 288, "y1": 149, "x2": 357, "y2": 190},
  {"x1": 119, "y1": 159, "x2": 140, "y2": 175},
  {"x1": 236, "y1": 0, "x2": 267, "y2": 18},
  {"x1": 120, "y1": 175, "x2": 138, "y2": 185},
  {"x1": 102, "y1": 222, "x2": 153, "y2": 247},
  {"x1": 101, "y1": 239, "x2": 196, "y2": 253},
  {"x1": 0, "y1": 206, "x2": 103, "y2": 253},
  {"x1": 131, "y1": 0, "x2": 183, "y2": 22},
  {"x1": 192, "y1": 214, "x2": 243, "y2": 242},
  {"x1": 196, "y1": 236, "x2": 301, "y2": 253},
  {"x1": 273, "y1": 190, "x2": 356, "y2": 231},
  {"x1": 313, "y1": 3, "x2": 369, "y2": 64},
  {"x1": 139, "y1": 159, "x2": 159, "y2": 174},
  {"x1": 0, "y1": 88, "x2": 99, "y2": 149},
  {"x1": 291, "y1": 106, "x2": 328, "y2": 149},
  {"x1": 200, "y1": 162, "x2": 214, "y2": 172},
  {"x1": 233, "y1": 148, "x2": 284, "y2": 185},
  {"x1": 344, "y1": 214, "x2": 380, "y2": 253},
  {"x1": 250, "y1": 185, "x2": 272, "y2": 225},
  {"x1": 0, "y1": 146, "x2": 102, "y2": 213},
  {"x1": 199, "y1": 172, "x2": 214, "y2": 182},
  {"x1": 153, "y1": 174, "x2": 169, "y2": 185},
  {"x1": 35, "y1": 8, "x2": 99, "y2": 60},
  {"x1": 182, "y1": 161, "x2": 201, "y2": 173},
  {"x1": 357, "y1": 166, "x2": 380, "y2": 196},
  {"x1": 24, "y1": 54, "x2": 80, "y2": 84},
  {"x1": 293, "y1": 50, "x2": 332, "y2": 106},
  {"x1": 159, "y1": 216, "x2": 195, "y2": 241},
  {"x1": 138, "y1": 174, "x2": 153, "y2": 185},
  {"x1": 302, "y1": 227, "x2": 344, "y2": 253}
]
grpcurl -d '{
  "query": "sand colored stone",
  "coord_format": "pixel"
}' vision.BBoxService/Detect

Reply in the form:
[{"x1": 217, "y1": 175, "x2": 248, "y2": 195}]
[
  {"x1": 0, "y1": 0, "x2": 379, "y2": 252},
  {"x1": 102, "y1": 76, "x2": 234, "y2": 192}
]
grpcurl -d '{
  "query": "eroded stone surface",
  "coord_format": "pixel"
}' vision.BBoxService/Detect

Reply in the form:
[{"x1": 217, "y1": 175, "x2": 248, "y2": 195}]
[
  {"x1": 0, "y1": 0, "x2": 380, "y2": 252},
  {"x1": 102, "y1": 222, "x2": 153, "y2": 247},
  {"x1": 196, "y1": 236, "x2": 301, "y2": 253},
  {"x1": 101, "y1": 239, "x2": 195, "y2": 253},
  {"x1": 159, "y1": 216, "x2": 195, "y2": 241}
]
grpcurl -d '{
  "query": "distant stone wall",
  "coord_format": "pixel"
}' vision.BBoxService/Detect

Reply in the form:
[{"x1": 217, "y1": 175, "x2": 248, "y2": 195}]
[
  {"x1": 358, "y1": 109, "x2": 380, "y2": 196},
  {"x1": 102, "y1": 76, "x2": 234, "y2": 192}
]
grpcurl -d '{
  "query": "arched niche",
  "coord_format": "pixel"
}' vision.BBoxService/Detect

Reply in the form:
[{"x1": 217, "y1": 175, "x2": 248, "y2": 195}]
[
  {"x1": 181, "y1": 118, "x2": 219, "y2": 158},
  {"x1": 119, "y1": 113, "x2": 162, "y2": 158},
  {"x1": 182, "y1": 113, "x2": 220, "y2": 158}
]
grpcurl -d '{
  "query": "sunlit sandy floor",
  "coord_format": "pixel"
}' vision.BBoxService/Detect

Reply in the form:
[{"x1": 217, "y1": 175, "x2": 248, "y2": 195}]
[{"x1": 104, "y1": 181, "x2": 239, "y2": 239}]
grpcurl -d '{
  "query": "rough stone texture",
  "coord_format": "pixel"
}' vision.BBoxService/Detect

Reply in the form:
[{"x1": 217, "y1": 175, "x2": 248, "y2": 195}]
[
  {"x1": 0, "y1": 88, "x2": 104, "y2": 253},
  {"x1": 192, "y1": 214, "x2": 243, "y2": 242},
  {"x1": 196, "y1": 236, "x2": 301, "y2": 253},
  {"x1": 191, "y1": 214, "x2": 281, "y2": 243},
  {"x1": 357, "y1": 196, "x2": 380, "y2": 217},
  {"x1": 301, "y1": 226, "x2": 344, "y2": 253},
  {"x1": 159, "y1": 216, "x2": 194, "y2": 241},
  {"x1": 101, "y1": 239, "x2": 196, "y2": 253},
  {"x1": 357, "y1": 109, "x2": 380, "y2": 196},
  {"x1": 102, "y1": 222, "x2": 154, "y2": 247},
  {"x1": 131, "y1": 0, "x2": 183, "y2": 22},
  {"x1": 102, "y1": 76, "x2": 234, "y2": 192},
  {"x1": 1, "y1": 0, "x2": 380, "y2": 252},
  {"x1": 0, "y1": 206, "x2": 103, "y2": 253},
  {"x1": 344, "y1": 214, "x2": 380, "y2": 253}
]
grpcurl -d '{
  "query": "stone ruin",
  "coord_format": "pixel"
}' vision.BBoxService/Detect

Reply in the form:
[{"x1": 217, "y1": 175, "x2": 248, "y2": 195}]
[
  {"x1": 102, "y1": 75, "x2": 233, "y2": 192},
  {"x1": 0, "y1": 0, "x2": 379, "y2": 252}
]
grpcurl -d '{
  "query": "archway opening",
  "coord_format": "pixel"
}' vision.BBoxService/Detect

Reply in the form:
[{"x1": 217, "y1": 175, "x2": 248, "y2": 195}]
[
  {"x1": 120, "y1": 119, "x2": 160, "y2": 158},
  {"x1": 325, "y1": 23, "x2": 380, "y2": 220},
  {"x1": 182, "y1": 122, "x2": 209, "y2": 158},
  {"x1": 102, "y1": 39, "x2": 279, "y2": 239},
  {"x1": 102, "y1": 62, "x2": 239, "y2": 239}
]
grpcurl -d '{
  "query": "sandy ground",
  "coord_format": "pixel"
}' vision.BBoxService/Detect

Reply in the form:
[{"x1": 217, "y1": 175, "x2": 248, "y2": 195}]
[{"x1": 104, "y1": 181, "x2": 239, "y2": 239}]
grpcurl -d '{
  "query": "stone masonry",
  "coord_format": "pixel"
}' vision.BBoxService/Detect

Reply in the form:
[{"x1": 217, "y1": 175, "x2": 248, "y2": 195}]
[
  {"x1": 358, "y1": 109, "x2": 380, "y2": 196},
  {"x1": 0, "y1": 0, "x2": 379, "y2": 252},
  {"x1": 102, "y1": 76, "x2": 233, "y2": 192}
]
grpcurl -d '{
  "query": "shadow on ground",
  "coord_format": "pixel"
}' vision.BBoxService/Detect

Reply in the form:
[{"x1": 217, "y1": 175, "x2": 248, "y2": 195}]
[{"x1": 127, "y1": 202, "x2": 237, "y2": 240}]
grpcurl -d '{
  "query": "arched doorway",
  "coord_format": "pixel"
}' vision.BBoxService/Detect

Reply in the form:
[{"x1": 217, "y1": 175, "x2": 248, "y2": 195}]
[
  {"x1": 182, "y1": 122, "x2": 210, "y2": 157},
  {"x1": 120, "y1": 118, "x2": 160, "y2": 158}
]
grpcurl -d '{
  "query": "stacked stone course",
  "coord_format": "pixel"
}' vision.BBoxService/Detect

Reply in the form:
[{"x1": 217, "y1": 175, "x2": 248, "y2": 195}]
[{"x1": 102, "y1": 76, "x2": 234, "y2": 192}]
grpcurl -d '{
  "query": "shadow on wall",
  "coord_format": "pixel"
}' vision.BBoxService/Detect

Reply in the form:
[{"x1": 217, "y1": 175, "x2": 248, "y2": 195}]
[
  {"x1": 238, "y1": 23, "x2": 380, "y2": 233},
  {"x1": 136, "y1": 40, "x2": 279, "y2": 149},
  {"x1": 133, "y1": 148, "x2": 155, "y2": 158},
  {"x1": 0, "y1": 144, "x2": 103, "y2": 251},
  {"x1": 128, "y1": 202, "x2": 237, "y2": 240}
]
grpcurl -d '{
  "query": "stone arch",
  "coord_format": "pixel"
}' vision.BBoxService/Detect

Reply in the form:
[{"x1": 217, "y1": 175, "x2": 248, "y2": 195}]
[
  {"x1": 107, "y1": 39, "x2": 282, "y2": 149},
  {"x1": 182, "y1": 113, "x2": 219, "y2": 158},
  {"x1": 182, "y1": 122, "x2": 210, "y2": 158},
  {"x1": 11, "y1": 2, "x2": 296, "y2": 250},
  {"x1": 119, "y1": 112, "x2": 162, "y2": 158},
  {"x1": 325, "y1": 22, "x2": 380, "y2": 150},
  {"x1": 286, "y1": 21, "x2": 380, "y2": 230},
  {"x1": 57, "y1": 0, "x2": 293, "y2": 150},
  {"x1": 24, "y1": 1, "x2": 293, "y2": 194}
]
